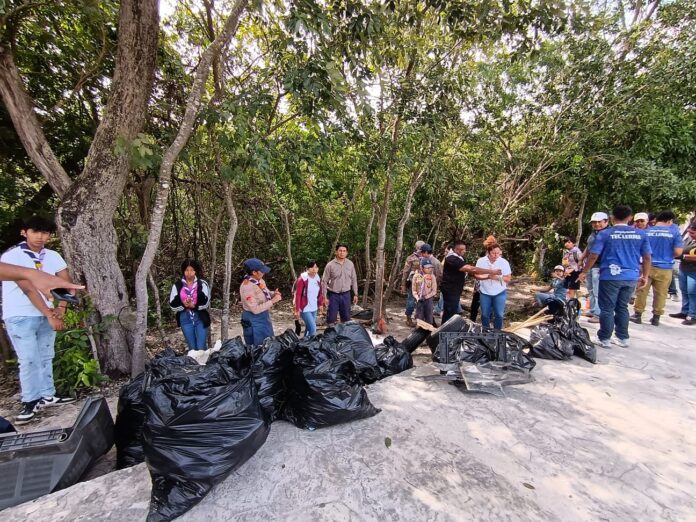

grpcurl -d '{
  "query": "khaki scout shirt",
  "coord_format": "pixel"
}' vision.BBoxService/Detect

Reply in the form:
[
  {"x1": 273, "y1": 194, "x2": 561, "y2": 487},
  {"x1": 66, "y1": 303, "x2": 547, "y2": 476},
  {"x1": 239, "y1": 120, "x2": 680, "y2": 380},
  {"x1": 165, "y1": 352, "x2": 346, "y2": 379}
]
[
  {"x1": 322, "y1": 258, "x2": 358, "y2": 297},
  {"x1": 240, "y1": 280, "x2": 273, "y2": 314},
  {"x1": 401, "y1": 252, "x2": 422, "y2": 288}
]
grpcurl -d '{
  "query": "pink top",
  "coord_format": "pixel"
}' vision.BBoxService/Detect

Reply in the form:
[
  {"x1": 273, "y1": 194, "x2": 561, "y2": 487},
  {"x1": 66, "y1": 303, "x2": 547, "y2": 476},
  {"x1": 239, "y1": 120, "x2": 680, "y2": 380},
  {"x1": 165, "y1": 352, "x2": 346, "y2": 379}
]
[{"x1": 179, "y1": 279, "x2": 198, "y2": 307}]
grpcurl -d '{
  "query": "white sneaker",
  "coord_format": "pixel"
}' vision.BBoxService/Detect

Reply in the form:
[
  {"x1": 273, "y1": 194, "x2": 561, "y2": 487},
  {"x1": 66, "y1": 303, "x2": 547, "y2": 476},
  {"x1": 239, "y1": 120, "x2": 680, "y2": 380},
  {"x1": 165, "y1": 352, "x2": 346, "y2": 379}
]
[
  {"x1": 595, "y1": 338, "x2": 611, "y2": 348},
  {"x1": 670, "y1": 294, "x2": 680, "y2": 302},
  {"x1": 612, "y1": 338, "x2": 629, "y2": 348},
  {"x1": 38, "y1": 396, "x2": 76, "y2": 407}
]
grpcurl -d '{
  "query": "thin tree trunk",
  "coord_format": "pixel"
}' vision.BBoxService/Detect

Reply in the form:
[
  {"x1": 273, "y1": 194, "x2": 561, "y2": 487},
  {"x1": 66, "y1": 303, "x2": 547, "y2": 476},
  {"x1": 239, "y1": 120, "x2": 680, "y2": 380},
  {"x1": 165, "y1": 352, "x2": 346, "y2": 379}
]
[
  {"x1": 576, "y1": 192, "x2": 587, "y2": 246},
  {"x1": 220, "y1": 181, "x2": 239, "y2": 340},
  {"x1": 280, "y1": 206, "x2": 296, "y2": 280},
  {"x1": 371, "y1": 177, "x2": 394, "y2": 326},
  {"x1": 384, "y1": 166, "x2": 427, "y2": 303},
  {"x1": 207, "y1": 210, "x2": 224, "y2": 295},
  {"x1": 362, "y1": 189, "x2": 377, "y2": 307},
  {"x1": 0, "y1": 0, "x2": 160, "y2": 375},
  {"x1": 132, "y1": 0, "x2": 249, "y2": 375},
  {"x1": 147, "y1": 271, "x2": 165, "y2": 343}
]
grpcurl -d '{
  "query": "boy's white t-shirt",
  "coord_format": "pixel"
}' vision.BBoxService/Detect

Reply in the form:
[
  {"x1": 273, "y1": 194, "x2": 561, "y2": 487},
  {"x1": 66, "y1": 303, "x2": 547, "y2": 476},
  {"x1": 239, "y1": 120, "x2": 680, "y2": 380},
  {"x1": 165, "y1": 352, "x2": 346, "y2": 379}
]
[
  {"x1": 475, "y1": 256, "x2": 512, "y2": 296},
  {"x1": 1, "y1": 246, "x2": 67, "y2": 319}
]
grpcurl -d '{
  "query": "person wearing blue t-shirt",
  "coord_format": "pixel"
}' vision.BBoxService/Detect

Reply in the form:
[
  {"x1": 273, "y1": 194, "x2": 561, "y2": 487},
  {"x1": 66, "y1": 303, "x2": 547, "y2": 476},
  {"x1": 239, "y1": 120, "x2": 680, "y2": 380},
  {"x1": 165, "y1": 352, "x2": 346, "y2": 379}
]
[
  {"x1": 630, "y1": 211, "x2": 684, "y2": 326},
  {"x1": 579, "y1": 205, "x2": 651, "y2": 348}
]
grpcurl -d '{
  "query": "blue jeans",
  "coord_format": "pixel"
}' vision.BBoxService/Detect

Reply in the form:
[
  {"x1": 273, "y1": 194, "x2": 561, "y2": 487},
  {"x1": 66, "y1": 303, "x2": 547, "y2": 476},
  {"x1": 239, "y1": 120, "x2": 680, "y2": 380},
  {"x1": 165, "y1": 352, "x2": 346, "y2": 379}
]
[
  {"x1": 535, "y1": 292, "x2": 554, "y2": 306},
  {"x1": 586, "y1": 267, "x2": 601, "y2": 316},
  {"x1": 598, "y1": 279, "x2": 636, "y2": 341},
  {"x1": 301, "y1": 310, "x2": 317, "y2": 337},
  {"x1": 179, "y1": 311, "x2": 208, "y2": 350},
  {"x1": 5, "y1": 316, "x2": 56, "y2": 403},
  {"x1": 479, "y1": 291, "x2": 507, "y2": 329},
  {"x1": 679, "y1": 271, "x2": 696, "y2": 317},
  {"x1": 405, "y1": 284, "x2": 416, "y2": 317}
]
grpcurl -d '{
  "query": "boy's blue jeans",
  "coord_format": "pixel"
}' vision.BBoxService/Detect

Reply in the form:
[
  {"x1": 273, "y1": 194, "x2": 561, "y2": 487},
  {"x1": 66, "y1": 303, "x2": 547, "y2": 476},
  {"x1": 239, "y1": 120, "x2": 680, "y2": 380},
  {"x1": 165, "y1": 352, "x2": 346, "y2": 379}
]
[{"x1": 5, "y1": 316, "x2": 56, "y2": 403}]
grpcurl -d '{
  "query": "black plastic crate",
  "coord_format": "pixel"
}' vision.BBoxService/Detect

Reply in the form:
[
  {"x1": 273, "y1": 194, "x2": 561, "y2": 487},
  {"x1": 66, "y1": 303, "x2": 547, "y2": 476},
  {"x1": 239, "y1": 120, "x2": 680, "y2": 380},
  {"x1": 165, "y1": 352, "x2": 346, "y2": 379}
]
[
  {"x1": 437, "y1": 331, "x2": 507, "y2": 365},
  {"x1": 0, "y1": 396, "x2": 114, "y2": 510}
]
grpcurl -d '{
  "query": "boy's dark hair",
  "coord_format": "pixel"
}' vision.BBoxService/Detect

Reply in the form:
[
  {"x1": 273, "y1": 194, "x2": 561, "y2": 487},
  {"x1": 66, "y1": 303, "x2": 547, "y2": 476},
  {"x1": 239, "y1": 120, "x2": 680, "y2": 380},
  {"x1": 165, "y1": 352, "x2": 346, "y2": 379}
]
[
  {"x1": 306, "y1": 259, "x2": 318, "y2": 269},
  {"x1": 180, "y1": 258, "x2": 203, "y2": 278},
  {"x1": 612, "y1": 205, "x2": 633, "y2": 221},
  {"x1": 21, "y1": 215, "x2": 56, "y2": 233},
  {"x1": 656, "y1": 210, "x2": 675, "y2": 222},
  {"x1": 452, "y1": 240, "x2": 466, "y2": 248},
  {"x1": 335, "y1": 243, "x2": 348, "y2": 251},
  {"x1": 564, "y1": 236, "x2": 576, "y2": 244}
]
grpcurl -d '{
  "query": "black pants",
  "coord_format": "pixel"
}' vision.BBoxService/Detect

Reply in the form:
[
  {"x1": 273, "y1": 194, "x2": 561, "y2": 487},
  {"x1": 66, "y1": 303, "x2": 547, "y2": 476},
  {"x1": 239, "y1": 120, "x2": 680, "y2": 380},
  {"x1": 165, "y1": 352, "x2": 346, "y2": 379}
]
[
  {"x1": 415, "y1": 298, "x2": 434, "y2": 324},
  {"x1": 470, "y1": 289, "x2": 480, "y2": 321},
  {"x1": 441, "y1": 291, "x2": 462, "y2": 324}
]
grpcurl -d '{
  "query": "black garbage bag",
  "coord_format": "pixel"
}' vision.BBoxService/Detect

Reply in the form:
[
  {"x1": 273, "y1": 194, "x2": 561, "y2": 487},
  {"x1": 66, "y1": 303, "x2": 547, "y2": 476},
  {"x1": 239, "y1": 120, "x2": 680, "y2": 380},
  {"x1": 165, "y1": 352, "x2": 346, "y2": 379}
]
[
  {"x1": 142, "y1": 360, "x2": 269, "y2": 522},
  {"x1": 251, "y1": 330, "x2": 298, "y2": 421},
  {"x1": 0, "y1": 416, "x2": 15, "y2": 434},
  {"x1": 374, "y1": 336, "x2": 413, "y2": 378},
  {"x1": 323, "y1": 322, "x2": 381, "y2": 384},
  {"x1": 114, "y1": 373, "x2": 146, "y2": 469},
  {"x1": 502, "y1": 332, "x2": 537, "y2": 371},
  {"x1": 281, "y1": 337, "x2": 380, "y2": 429},
  {"x1": 400, "y1": 327, "x2": 430, "y2": 353},
  {"x1": 115, "y1": 349, "x2": 198, "y2": 470},
  {"x1": 554, "y1": 299, "x2": 597, "y2": 364},
  {"x1": 208, "y1": 336, "x2": 251, "y2": 375},
  {"x1": 529, "y1": 324, "x2": 574, "y2": 360}
]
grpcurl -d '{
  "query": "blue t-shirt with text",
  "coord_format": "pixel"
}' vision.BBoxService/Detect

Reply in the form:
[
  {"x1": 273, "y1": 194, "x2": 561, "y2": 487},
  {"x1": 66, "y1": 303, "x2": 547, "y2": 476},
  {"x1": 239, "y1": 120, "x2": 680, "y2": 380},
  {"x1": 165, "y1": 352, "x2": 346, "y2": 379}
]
[
  {"x1": 590, "y1": 225, "x2": 652, "y2": 281},
  {"x1": 645, "y1": 225, "x2": 683, "y2": 269}
]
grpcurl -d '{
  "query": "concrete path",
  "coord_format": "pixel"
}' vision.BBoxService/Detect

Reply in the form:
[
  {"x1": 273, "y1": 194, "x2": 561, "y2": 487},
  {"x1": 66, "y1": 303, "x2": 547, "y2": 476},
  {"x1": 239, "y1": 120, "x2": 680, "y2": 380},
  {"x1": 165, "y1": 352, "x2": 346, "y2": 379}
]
[{"x1": 4, "y1": 301, "x2": 696, "y2": 521}]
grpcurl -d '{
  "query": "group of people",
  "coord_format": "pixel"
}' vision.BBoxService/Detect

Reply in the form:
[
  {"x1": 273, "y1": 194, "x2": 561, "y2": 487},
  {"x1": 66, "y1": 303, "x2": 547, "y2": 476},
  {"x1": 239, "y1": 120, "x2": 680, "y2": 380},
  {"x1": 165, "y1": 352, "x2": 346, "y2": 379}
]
[{"x1": 400, "y1": 238, "x2": 512, "y2": 330}]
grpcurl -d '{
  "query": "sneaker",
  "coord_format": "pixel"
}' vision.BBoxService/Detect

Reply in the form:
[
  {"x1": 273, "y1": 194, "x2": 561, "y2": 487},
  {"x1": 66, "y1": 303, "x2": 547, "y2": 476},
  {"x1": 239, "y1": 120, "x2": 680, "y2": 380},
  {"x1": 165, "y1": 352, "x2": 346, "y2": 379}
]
[
  {"x1": 612, "y1": 338, "x2": 629, "y2": 348},
  {"x1": 38, "y1": 396, "x2": 76, "y2": 407},
  {"x1": 670, "y1": 294, "x2": 680, "y2": 302},
  {"x1": 588, "y1": 316, "x2": 600, "y2": 324},
  {"x1": 15, "y1": 400, "x2": 41, "y2": 425},
  {"x1": 669, "y1": 312, "x2": 687, "y2": 319},
  {"x1": 595, "y1": 338, "x2": 611, "y2": 348},
  {"x1": 629, "y1": 313, "x2": 642, "y2": 324},
  {"x1": 682, "y1": 317, "x2": 696, "y2": 326}
]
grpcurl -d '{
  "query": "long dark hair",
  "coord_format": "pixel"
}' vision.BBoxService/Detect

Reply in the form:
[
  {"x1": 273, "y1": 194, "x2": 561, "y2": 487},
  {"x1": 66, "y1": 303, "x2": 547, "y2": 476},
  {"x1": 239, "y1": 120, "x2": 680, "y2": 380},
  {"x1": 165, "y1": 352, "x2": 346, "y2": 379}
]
[{"x1": 180, "y1": 258, "x2": 203, "y2": 279}]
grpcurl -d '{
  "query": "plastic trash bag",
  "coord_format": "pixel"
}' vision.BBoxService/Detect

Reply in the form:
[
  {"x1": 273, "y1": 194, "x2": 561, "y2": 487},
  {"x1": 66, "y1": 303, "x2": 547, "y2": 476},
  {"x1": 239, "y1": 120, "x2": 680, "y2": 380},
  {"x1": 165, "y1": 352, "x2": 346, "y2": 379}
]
[
  {"x1": 323, "y1": 322, "x2": 381, "y2": 384},
  {"x1": 374, "y1": 336, "x2": 413, "y2": 378},
  {"x1": 555, "y1": 299, "x2": 597, "y2": 363},
  {"x1": 529, "y1": 324, "x2": 574, "y2": 360},
  {"x1": 281, "y1": 336, "x2": 380, "y2": 430},
  {"x1": 0, "y1": 415, "x2": 15, "y2": 434},
  {"x1": 251, "y1": 330, "x2": 297, "y2": 421},
  {"x1": 426, "y1": 315, "x2": 473, "y2": 353},
  {"x1": 460, "y1": 361, "x2": 534, "y2": 397},
  {"x1": 114, "y1": 372, "x2": 146, "y2": 469},
  {"x1": 142, "y1": 359, "x2": 269, "y2": 522},
  {"x1": 115, "y1": 349, "x2": 197, "y2": 470}
]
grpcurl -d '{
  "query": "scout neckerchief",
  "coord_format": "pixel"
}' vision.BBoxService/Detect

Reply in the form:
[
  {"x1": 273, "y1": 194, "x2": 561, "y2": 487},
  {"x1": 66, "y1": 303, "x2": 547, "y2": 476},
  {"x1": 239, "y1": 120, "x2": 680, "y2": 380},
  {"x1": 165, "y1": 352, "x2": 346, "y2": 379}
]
[
  {"x1": 19, "y1": 241, "x2": 46, "y2": 271},
  {"x1": 181, "y1": 277, "x2": 198, "y2": 320},
  {"x1": 417, "y1": 271, "x2": 430, "y2": 299},
  {"x1": 245, "y1": 275, "x2": 272, "y2": 301}
]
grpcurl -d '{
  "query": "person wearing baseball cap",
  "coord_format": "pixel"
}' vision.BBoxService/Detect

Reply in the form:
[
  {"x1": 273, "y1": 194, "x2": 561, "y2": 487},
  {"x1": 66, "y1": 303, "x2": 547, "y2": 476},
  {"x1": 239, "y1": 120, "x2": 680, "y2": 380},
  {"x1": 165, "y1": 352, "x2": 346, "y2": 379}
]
[
  {"x1": 400, "y1": 240, "x2": 425, "y2": 327},
  {"x1": 531, "y1": 265, "x2": 567, "y2": 307},
  {"x1": 239, "y1": 258, "x2": 281, "y2": 345},
  {"x1": 419, "y1": 243, "x2": 442, "y2": 282},
  {"x1": 581, "y1": 211, "x2": 610, "y2": 323},
  {"x1": 633, "y1": 212, "x2": 649, "y2": 229},
  {"x1": 412, "y1": 257, "x2": 438, "y2": 325}
]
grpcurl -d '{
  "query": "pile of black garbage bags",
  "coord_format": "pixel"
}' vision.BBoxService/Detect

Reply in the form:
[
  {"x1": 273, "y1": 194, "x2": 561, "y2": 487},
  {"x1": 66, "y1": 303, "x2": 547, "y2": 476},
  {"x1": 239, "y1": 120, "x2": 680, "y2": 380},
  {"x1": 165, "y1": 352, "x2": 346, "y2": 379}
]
[
  {"x1": 528, "y1": 299, "x2": 597, "y2": 363},
  {"x1": 114, "y1": 322, "x2": 412, "y2": 522}
]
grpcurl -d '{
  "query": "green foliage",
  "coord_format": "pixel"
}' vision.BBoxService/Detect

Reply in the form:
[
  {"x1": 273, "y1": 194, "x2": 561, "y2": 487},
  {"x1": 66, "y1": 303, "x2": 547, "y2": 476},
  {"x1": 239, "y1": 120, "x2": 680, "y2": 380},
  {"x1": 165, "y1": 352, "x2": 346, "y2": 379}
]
[{"x1": 53, "y1": 300, "x2": 107, "y2": 396}]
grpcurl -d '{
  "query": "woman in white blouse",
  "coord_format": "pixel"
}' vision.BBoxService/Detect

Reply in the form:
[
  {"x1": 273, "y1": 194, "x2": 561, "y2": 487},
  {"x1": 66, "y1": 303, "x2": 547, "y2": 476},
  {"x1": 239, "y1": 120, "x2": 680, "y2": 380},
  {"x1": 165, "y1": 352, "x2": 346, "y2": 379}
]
[{"x1": 474, "y1": 243, "x2": 512, "y2": 329}]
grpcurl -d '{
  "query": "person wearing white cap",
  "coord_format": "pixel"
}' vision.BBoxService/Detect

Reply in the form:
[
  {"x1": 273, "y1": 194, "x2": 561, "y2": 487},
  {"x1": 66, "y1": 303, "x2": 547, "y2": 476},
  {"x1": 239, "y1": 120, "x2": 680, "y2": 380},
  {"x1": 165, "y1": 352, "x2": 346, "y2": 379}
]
[
  {"x1": 581, "y1": 211, "x2": 609, "y2": 323},
  {"x1": 531, "y1": 265, "x2": 567, "y2": 307},
  {"x1": 633, "y1": 212, "x2": 649, "y2": 229}
]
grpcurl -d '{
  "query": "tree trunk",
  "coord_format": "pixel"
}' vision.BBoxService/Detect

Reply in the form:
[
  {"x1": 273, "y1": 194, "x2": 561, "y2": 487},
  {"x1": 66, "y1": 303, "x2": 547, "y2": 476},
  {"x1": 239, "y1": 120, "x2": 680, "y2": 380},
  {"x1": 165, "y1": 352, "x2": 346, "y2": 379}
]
[
  {"x1": 371, "y1": 176, "x2": 393, "y2": 325},
  {"x1": 280, "y1": 206, "x2": 296, "y2": 280},
  {"x1": 576, "y1": 192, "x2": 587, "y2": 246},
  {"x1": 0, "y1": 0, "x2": 160, "y2": 375},
  {"x1": 132, "y1": 0, "x2": 249, "y2": 375},
  {"x1": 147, "y1": 271, "x2": 165, "y2": 343},
  {"x1": 384, "y1": 166, "x2": 426, "y2": 303},
  {"x1": 220, "y1": 181, "x2": 239, "y2": 340},
  {"x1": 362, "y1": 189, "x2": 377, "y2": 307}
]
